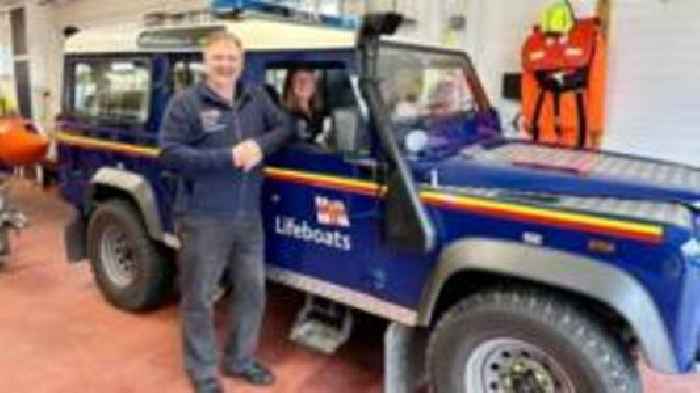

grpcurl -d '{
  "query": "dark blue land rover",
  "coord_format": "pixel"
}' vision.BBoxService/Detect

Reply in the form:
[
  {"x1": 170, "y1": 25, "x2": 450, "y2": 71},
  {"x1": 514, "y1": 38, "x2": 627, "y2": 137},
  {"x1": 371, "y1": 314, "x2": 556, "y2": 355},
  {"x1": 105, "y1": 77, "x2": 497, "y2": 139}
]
[{"x1": 57, "y1": 9, "x2": 700, "y2": 393}]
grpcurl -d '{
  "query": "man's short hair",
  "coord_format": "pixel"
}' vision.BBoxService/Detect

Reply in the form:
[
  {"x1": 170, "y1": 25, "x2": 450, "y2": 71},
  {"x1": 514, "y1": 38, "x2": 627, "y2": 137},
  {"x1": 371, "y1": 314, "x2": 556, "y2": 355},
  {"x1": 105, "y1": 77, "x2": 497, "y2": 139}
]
[{"x1": 203, "y1": 31, "x2": 243, "y2": 51}]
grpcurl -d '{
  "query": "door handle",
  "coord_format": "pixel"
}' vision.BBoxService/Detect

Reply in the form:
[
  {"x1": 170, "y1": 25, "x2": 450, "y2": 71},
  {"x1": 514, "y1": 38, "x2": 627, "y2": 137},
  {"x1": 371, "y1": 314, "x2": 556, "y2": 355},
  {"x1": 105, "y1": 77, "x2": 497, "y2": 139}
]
[{"x1": 344, "y1": 158, "x2": 387, "y2": 182}]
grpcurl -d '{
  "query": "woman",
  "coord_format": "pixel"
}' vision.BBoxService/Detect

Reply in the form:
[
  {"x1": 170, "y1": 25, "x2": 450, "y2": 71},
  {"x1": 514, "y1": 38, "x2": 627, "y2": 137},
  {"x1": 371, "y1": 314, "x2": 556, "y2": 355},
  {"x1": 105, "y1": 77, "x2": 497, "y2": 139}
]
[{"x1": 282, "y1": 67, "x2": 326, "y2": 143}]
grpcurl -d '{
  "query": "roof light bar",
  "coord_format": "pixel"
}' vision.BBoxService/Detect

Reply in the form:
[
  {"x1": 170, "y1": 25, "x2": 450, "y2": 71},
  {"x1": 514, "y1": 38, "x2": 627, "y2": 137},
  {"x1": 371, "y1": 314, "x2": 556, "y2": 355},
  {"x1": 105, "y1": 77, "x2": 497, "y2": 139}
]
[{"x1": 210, "y1": 0, "x2": 361, "y2": 30}]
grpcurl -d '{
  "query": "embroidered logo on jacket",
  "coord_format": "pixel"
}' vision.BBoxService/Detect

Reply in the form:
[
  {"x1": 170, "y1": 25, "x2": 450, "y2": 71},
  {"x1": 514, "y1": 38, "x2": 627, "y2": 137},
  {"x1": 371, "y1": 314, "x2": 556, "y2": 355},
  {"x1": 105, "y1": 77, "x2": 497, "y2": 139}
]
[{"x1": 200, "y1": 109, "x2": 225, "y2": 132}]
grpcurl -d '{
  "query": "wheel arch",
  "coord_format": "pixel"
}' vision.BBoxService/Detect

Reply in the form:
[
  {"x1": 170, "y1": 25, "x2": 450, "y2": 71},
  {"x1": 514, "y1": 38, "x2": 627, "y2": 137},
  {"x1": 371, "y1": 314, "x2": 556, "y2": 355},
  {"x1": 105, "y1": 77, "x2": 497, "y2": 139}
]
[
  {"x1": 416, "y1": 238, "x2": 679, "y2": 374},
  {"x1": 87, "y1": 167, "x2": 165, "y2": 245}
]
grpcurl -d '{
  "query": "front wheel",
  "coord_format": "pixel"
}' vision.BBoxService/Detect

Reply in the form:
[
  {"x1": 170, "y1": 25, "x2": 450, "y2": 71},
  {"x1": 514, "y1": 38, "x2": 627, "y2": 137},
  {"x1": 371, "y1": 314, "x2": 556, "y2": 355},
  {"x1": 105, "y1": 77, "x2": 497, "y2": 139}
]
[
  {"x1": 87, "y1": 199, "x2": 173, "y2": 311},
  {"x1": 427, "y1": 289, "x2": 641, "y2": 393}
]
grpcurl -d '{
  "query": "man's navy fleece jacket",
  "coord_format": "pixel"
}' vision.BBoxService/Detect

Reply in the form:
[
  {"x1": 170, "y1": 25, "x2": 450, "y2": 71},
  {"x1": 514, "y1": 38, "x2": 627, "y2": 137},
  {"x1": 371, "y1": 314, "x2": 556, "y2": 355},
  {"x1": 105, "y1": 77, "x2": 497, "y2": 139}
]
[{"x1": 159, "y1": 81, "x2": 292, "y2": 218}]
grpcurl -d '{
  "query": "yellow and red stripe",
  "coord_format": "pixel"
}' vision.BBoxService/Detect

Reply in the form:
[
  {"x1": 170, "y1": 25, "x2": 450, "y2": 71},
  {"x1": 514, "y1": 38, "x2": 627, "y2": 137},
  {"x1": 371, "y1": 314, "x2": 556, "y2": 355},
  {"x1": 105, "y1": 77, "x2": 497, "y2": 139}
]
[
  {"x1": 56, "y1": 132, "x2": 664, "y2": 244},
  {"x1": 265, "y1": 167, "x2": 381, "y2": 197},
  {"x1": 420, "y1": 191, "x2": 663, "y2": 244},
  {"x1": 265, "y1": 167, "x2": 663, "y2": 244},
  {"x1": 57, "y1": 132, "x2": 160, "y2": 158}
]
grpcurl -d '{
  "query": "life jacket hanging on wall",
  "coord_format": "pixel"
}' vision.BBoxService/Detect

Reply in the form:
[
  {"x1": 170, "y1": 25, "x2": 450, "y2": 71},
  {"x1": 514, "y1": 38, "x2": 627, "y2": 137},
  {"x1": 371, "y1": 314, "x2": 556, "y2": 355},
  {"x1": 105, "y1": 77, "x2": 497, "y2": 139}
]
[{"x1": 521, "y1": 15, "x2": 607, "y2": 149}]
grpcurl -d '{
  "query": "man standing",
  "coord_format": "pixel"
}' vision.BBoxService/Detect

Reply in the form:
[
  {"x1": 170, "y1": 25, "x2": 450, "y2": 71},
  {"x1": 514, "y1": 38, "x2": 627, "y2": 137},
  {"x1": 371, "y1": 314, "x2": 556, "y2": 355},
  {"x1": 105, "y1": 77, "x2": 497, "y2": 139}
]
[{"x1": 159, "y1": 31, "x2": 291, "y2": 393}]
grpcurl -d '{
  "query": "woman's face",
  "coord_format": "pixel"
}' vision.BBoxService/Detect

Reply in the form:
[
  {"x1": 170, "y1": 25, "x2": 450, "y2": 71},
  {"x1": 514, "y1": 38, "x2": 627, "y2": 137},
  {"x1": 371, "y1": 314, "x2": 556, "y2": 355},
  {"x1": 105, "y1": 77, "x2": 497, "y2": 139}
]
[{"x1": 291, "y1": 71, "x2": 317, "y2": 102}]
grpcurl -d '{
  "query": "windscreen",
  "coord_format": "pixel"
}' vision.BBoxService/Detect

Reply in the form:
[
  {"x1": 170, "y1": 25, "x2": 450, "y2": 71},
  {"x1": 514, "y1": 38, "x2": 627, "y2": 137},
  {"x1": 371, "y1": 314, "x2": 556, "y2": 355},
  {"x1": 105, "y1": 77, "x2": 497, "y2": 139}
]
[{"x1": 376, "y1": 44, "x2": 494, "y2": 161}]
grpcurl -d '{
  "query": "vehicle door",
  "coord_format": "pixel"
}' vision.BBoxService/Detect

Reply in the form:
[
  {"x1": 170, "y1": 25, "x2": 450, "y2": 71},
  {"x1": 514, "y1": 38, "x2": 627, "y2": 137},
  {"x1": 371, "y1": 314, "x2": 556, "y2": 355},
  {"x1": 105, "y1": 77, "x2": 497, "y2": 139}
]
[{"x1": 254, "y1": 51, "x2": 386, "y2": 298}]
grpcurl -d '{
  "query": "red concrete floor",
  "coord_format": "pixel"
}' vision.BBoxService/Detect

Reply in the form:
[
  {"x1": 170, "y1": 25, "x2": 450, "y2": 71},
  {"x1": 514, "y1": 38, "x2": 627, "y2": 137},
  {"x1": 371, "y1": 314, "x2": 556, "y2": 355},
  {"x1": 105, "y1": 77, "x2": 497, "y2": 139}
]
[{"x1": 0, "y1": 179, "x2": 699, "y2": 393}]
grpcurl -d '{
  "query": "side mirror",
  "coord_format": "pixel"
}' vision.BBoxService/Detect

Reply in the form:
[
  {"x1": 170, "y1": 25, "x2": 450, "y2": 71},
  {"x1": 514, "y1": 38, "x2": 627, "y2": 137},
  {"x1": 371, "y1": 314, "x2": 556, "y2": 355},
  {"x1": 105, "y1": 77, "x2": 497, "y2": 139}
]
[{"x1": 329, "y1": 108, "x2": 362, "y2": 153}]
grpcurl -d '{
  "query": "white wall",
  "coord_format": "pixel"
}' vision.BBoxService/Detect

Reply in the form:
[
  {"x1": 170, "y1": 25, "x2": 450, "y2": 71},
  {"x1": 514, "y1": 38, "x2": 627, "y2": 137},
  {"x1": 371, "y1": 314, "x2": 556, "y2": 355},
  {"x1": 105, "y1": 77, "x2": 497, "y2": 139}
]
[
  {"x1": 25, "y1": 1, "x2": 58, "y2": 128},
  {"x1": 0, "y1": 9, "x2": 17, "y2": 111},
  {"x1": 465, "y1": 0, "x2": 546, "y2": 136},
  {"x1": 603, "y1": 0, "x2": 700, "y2": 167},
  {"x1": 0, "y1": 1, "x2": 56, "y2": 126}
]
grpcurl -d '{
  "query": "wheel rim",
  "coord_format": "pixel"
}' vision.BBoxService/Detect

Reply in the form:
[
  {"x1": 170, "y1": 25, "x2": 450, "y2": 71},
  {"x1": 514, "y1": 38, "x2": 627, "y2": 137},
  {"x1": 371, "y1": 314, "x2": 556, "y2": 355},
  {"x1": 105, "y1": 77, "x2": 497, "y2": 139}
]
[
  {"x1": 99, "y1": 224, "x2": 136, "y2": 288},
  {"x1": 464, "y1": 338, "x2": 576, "y2": 393}
]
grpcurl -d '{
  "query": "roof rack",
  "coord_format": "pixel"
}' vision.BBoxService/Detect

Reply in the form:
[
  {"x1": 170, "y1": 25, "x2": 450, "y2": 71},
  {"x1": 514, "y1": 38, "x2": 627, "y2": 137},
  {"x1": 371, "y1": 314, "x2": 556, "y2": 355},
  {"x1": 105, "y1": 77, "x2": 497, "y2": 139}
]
[{"x1": 143, "y1": 9, "x2": 214, "y2": 28}]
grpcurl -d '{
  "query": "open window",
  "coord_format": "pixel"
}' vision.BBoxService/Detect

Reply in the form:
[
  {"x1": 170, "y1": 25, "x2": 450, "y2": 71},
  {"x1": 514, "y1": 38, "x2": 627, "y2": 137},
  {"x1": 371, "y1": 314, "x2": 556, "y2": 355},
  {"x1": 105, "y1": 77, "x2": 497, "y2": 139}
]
[
  {"x1": 173, "y1": 59, "x2": 205, "y2": 94},
  {"x1": 264, "y1": 62, "x2": 369, "y2": 157}
]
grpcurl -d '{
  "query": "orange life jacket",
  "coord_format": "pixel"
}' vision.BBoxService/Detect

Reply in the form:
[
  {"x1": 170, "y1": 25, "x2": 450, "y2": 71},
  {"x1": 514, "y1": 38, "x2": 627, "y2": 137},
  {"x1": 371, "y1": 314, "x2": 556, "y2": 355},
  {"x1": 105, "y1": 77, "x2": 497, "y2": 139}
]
[{"x1": 521, "y1": 18, "x2": 607, "y2": 149}]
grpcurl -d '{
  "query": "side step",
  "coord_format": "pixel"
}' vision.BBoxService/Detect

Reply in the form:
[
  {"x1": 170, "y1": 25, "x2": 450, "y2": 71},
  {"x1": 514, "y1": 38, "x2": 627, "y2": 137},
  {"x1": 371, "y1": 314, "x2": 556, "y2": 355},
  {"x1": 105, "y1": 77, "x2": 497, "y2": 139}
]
[{"x1": 290, "y1": 295, "x2": 353, "y2": 354}]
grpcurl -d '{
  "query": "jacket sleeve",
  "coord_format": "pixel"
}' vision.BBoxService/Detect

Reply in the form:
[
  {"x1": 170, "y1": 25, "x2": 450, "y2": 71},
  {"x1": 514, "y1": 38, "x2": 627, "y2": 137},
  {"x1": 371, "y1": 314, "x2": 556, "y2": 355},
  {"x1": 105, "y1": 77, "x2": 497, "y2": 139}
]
[
  {"x1": 159, "y1": 94, "x2": 232, "y2": 177},
  {"x1": 254, "y1": 88, "x2": 293, "y2": 156}
]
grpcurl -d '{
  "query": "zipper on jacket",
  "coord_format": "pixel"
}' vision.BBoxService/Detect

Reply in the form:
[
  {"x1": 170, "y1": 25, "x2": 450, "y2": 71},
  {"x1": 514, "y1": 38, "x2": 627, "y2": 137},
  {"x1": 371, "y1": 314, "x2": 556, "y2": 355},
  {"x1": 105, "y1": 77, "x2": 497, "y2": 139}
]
[{"x1": 233, "y1": 112, "x2": 247, "y2": 213}]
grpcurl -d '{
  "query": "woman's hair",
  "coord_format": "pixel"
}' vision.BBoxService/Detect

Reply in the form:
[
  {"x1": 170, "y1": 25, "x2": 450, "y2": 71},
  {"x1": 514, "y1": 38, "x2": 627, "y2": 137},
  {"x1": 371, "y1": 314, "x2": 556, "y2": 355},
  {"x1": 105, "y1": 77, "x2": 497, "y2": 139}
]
[{"x1": 282, "y1": 67, "x2": 322, "y2": 115}]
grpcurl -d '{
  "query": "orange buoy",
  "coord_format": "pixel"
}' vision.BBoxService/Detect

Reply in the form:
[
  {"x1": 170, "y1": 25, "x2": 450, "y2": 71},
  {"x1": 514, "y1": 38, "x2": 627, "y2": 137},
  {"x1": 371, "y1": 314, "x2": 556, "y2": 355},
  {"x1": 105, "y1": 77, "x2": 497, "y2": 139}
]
[{"x1": 0, "y1": 117, "x2": 49, "y2": 166}]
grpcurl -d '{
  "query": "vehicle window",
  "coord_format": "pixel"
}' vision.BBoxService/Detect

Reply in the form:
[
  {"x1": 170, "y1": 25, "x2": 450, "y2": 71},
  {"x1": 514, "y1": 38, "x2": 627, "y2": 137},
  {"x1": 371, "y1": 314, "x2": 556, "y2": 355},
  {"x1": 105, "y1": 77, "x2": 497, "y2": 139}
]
[
  {"x1": 72, "y1": 59, "x2": 150, "y2": 124},
  {"x1": 73, "y1": 63, "x2": 97, "y2": 117},
  {"x1": 265, "y1": 68, "x2": 288, "y2": 95},
  {"x1": 377, "y1": 45, "x2": 486, "y2": 161},
  {"x1": 174, "y1": 60, "x2": 205, "y2": 93},
  {"x1": 265, "y1": 64, "x2": 368, "y2": 155},
  {"x1": 378, "y1": 52, "x2": 476, "y2": 120}
]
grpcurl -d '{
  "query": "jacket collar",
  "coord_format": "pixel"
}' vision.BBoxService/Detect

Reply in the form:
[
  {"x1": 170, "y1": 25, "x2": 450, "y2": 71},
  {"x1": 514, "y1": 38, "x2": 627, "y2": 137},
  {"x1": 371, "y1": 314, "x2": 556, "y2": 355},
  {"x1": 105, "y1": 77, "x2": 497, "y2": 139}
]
[{"x1": 196, "y1": 80, "x2": 252, "y2": 110}]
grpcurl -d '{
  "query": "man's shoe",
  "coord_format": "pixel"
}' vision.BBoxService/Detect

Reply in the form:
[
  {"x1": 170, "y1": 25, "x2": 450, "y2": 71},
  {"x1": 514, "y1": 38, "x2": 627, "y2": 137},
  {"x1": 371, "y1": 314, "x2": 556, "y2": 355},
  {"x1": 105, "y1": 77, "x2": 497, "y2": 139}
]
[
  {"x1": 192, "y1": 377, "x2": 224, "y2": 393},
  {"x1": 223, "y1": 360, "x2": 275, "y2": 386}
]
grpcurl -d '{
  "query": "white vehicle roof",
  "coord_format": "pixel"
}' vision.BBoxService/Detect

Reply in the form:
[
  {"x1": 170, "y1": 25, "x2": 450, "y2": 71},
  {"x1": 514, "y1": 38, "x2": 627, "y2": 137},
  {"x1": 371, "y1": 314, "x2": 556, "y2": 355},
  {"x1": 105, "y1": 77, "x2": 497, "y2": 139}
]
[
  {"x1": 64, "y1": 14, "x2": 469, "y2": 59},
  {"x1": 64, "y1": 18, "x2": 357, "y2": 54}
]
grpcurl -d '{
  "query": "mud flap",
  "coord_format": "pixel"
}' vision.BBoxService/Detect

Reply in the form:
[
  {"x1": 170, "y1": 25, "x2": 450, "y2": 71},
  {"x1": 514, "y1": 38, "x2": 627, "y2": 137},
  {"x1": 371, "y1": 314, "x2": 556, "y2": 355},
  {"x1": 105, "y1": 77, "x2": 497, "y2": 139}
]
[
  {"x1": 64, "y1": 213, "x2": 87, "y2": 262},
  {"x1": 384, "y1": 322, "x2": 429, "y2": 393},
  {"x1": 0, "y1": 227, "x2": 9, "y2": 257}
]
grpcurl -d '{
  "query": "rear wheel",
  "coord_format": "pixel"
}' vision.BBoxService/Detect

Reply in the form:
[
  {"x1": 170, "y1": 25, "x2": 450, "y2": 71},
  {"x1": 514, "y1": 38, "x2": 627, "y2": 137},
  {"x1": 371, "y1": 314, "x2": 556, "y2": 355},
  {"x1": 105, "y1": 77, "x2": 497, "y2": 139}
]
[
  {"x1": 87, "y1": 199, "x2": 173, "y2": 311},
  {"x1": 427, "y1": 288, "x2": 641, "y2": 393}
]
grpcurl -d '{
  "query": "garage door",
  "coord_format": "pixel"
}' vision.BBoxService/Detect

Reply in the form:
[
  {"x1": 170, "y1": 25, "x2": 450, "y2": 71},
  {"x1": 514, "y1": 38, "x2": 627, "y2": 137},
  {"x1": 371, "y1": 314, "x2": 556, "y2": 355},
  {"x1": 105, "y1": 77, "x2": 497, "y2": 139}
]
[{"x1": 603, "y1": 0, "x2": 700, "y2": 167}]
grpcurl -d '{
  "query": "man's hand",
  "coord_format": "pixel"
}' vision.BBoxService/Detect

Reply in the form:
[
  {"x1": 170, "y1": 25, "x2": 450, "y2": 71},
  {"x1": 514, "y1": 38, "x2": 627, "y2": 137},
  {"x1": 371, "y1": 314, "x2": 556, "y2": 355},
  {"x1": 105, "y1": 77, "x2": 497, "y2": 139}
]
[{"x1": 232, "y1": 139, "x2": 263, "y2": 172}]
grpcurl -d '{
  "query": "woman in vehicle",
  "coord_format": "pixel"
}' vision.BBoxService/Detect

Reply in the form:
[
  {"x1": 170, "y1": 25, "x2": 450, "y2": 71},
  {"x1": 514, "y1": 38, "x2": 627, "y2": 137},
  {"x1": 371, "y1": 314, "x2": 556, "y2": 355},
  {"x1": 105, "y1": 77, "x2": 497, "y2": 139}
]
[{"x1": 281, "y1": 67, "x2": 326, "y2": 144}]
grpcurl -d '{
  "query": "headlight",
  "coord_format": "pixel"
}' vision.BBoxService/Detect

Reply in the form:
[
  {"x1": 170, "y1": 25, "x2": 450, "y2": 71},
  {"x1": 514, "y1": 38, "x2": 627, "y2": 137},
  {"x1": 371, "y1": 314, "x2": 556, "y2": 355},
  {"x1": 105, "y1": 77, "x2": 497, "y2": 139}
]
[{"x1": 405, "y1": 130, "x2": 428, "y2": 153}]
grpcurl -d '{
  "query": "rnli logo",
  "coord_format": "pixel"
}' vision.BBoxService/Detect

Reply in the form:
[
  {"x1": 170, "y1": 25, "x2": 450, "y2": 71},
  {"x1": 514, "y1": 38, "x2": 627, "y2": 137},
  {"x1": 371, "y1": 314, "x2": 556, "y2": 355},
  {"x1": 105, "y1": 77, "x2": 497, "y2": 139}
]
[{"x1": 315, "y1": 196, "x2": 350, "y2": 227}]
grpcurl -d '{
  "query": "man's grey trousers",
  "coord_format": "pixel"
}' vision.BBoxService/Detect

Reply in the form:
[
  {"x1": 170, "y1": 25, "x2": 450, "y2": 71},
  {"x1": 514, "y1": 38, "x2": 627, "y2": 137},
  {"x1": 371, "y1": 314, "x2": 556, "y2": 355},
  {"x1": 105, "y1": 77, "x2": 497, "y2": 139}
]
[{"x1": 176, "y1": 214, "x2": 266, "y2": 381}]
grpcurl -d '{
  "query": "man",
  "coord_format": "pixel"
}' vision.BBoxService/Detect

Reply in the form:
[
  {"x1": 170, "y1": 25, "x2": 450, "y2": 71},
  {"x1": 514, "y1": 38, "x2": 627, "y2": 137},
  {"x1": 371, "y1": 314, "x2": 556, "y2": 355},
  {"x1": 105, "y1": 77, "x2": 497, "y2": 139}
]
[{"x1": 159, "y1": 31, "x2": 291, "y2": 393}]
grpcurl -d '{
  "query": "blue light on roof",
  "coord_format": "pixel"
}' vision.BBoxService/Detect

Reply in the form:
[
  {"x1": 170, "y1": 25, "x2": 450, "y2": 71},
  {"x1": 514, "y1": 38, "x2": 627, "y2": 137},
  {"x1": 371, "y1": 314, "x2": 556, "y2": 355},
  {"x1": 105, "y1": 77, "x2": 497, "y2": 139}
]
[{"x1": 210, "y1": 0, "x2": 360, "y2": 30}]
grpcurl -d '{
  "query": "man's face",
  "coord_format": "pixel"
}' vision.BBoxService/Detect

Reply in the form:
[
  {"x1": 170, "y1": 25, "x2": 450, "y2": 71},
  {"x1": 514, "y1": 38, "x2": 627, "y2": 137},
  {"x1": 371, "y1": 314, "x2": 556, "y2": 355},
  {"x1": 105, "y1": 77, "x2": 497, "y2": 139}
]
[{"x1": 204, "y1": 40, "x2": 243, "y2": 86}]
